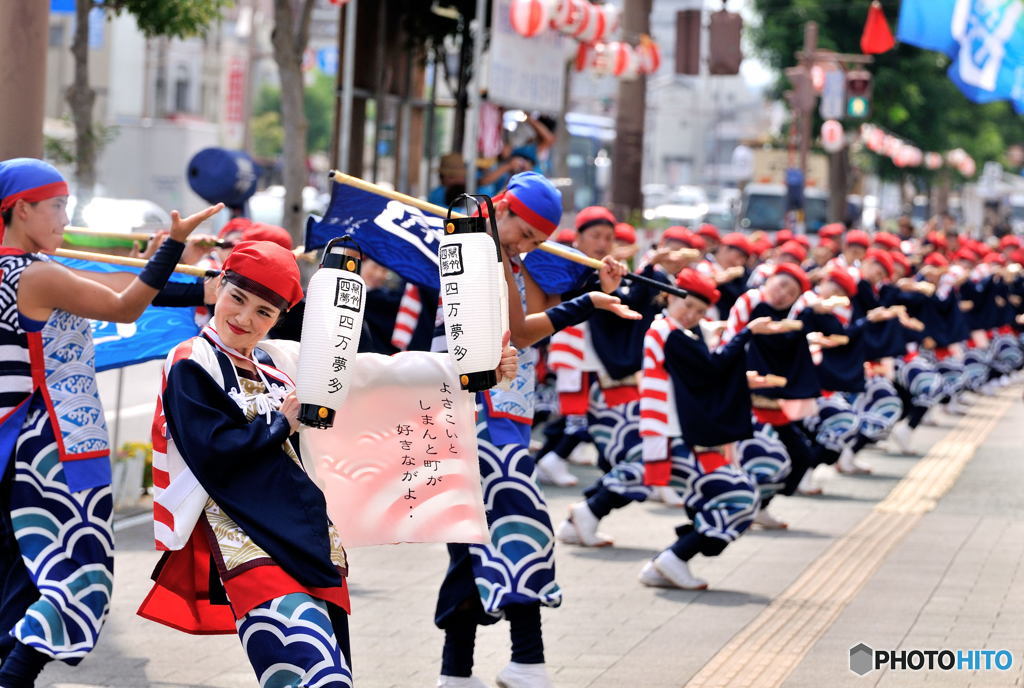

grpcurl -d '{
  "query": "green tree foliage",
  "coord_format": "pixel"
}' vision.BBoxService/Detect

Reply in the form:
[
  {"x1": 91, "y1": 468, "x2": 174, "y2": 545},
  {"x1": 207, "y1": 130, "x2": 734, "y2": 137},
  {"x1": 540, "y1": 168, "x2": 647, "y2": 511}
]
[
  {"x1": 251, "y1": 69, "x2": 335, "y2": 157},
  {"x1": 105, "y1": 0, "x2": 233, "y2": 38},
  {"x1": 749, "y1": 0, "x2": 1024, "y2": 177}
]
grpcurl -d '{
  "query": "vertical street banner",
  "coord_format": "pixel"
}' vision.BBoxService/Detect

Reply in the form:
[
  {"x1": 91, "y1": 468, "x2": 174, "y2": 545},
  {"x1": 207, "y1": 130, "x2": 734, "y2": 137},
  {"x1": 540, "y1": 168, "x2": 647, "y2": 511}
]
[{"x1": 487, "y1": 0, "x2": 569, "y2": 113}]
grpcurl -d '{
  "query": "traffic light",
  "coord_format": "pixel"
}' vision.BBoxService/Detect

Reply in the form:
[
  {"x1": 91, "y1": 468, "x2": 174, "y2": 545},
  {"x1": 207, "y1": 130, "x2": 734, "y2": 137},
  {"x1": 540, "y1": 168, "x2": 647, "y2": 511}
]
[
  {"x1": 676, "y1": 10, "x2": 701, "y2": 75},
  {"x1": 846, "y1": 70, "x2": 872, "y2": 118},
  {"x1": 708, "y1": 10, "x2": 743, "y2": 75}
]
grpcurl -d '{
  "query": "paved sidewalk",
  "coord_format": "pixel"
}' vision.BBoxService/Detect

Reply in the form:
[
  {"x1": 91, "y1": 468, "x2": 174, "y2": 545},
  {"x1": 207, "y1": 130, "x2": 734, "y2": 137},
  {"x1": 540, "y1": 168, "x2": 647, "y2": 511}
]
[{"x1": 36, "y1": 387, "x2": 1024, "y2": 687}]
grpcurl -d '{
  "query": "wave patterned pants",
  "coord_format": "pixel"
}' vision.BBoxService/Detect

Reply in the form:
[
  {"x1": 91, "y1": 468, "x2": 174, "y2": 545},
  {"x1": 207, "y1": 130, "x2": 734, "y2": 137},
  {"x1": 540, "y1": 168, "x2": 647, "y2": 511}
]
[
  {"x1": 0, "y1": 405, "x2": 113, "y2": 664},
  {"x1": 236, "y1": 593, "x2": 353, "y2": 688}
]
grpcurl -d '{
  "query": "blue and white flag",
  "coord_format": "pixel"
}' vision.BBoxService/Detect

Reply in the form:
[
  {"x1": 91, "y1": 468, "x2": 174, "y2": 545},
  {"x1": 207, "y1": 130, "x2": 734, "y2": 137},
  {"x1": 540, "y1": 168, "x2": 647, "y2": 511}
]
[
  {"x1": 898, "y1": 0, "x2": 1024, "y2": 112},
  {"x1": 56, "y1": 258, "x2": 201, "y2": 372},
  {"x1": 306, "y1": 181, "x2": 591, "y2": 294}
]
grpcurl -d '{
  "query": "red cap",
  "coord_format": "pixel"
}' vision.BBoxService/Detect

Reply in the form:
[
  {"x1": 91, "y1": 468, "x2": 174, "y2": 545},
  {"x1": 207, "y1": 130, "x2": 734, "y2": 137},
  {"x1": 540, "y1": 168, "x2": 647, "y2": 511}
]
[
  {"x1": 819, "y1": 223, "x2": 845, "y2": 240},
  {"x1": 222, "y1": 240, "x2": 304, "y2": 310},
  {"x1": 614, "y1": 222, "x2": 636, "y2": 244},
  {"x1": 773, "y1": 263, "x2": 810, "y2": 293},
  {"x1": 575, "y1": 205, "x2": 617, "y2": 232},
  {"x1": 751, "y1": 236, "x2": 772, "y2": 257},
  {"x1": 720, "y1": 232, "x2": 752, "y2": 255},
  {"x1": 865, "y1": 248, "x2": 894, "y2": 278},
  {"x1": 688, "y1": 233, "x2": 707, "y2": 252},
  {"x1": 779, "y1": 240, "x2": 807, "y2": 263},
  {"x1": 675, "y1": 267, "x2": 720, "y2": 305},
  {"x1": 984, "y1": 252, "x2": 1006, "y2": 265},
  {"x1": 873, "y1": 232, "x2": 900, "y2": 250},
  {"x1": 1010, "y1": 248, "x2": 1024, "y2": 265},
  {"x1": 240, "y1": 222, "x2": 293, "y2": 250},
  {"x1": 696, "y1": 223, "x2": 721, "y2": 242},
  {"x1": 999, "y1": 235, "x2": 1022, "y2": 250},
  {"x1": 954, "y1": 247, "x2": 979, "y2": 263},
  {"x1": 925, "y1": 231, "x2": 948, "y2": 251},
  {"x1": 663, "y1": 225, "x2": 693, "y2": 244},
  {"x1": 923, "y1": 252, "x2": 949, "y2": 268},
  {"x1": 792, "y1": 234, "x2": 811, "y2": 249},
  {"x1": 819, "y1": 237, "x2": 839, "y2": 254},
  {"x1": 890, "y1": 251, "x2": 911, "y2": 275},
  {"x1": 218, "y1": 216, "x2": 254, "y2": 240},
  {"x1": 775, "y1": 228, "x2": 794, "y2": 246},
  {"x1": 845, "y1": 230, "x2": 871, "y2": 248},
  {"x1": 825, "y1": 267, "x2": 857, "y2": 297},
  {"x1": 554, "y1": 227, "x2": 577, "y2": 244}
]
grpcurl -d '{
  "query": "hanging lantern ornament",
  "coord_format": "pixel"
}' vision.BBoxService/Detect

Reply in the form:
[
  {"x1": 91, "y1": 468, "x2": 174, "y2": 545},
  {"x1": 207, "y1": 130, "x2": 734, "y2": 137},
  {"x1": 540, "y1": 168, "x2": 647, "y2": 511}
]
[
  {"x1": 575, "y1": 41, "x2": 597, "y2": 72},
  {"x1": 438, "y1": 195, "x2": 509, "y2": 392},
  {"x1": 297, "y1": 237, "x2": 366, "y2": 428},
  {"x1": 959, "y1": 157, "x2": 977, "y2": 177},
  {"x1": 637, "y1": 35, "x2": 662, "y2": 74},
  {"x1": 597, "y1": 4, "x2": 619, "y2": 41},
  {"x1": 925, "y1": 152, "x2": 943, "y2": 170},
  {"x1": 573, "y1": 1, "x2": 606, "y2": 43},
  {"x1": 821, "y1": 119, "x2": 845, "y2": 154},
  {"x1": 550, "y1": 0, "x2": 576, "y2": 30},
  {"x1": 510, "y1": 0, "x2": 552, "y2": 38},
  {"x1": 883, "y1": 135, "x2": 903, "y2": 158},
  {"x1": 860, "y1": 0, "x2": 896, "y2": 55}
]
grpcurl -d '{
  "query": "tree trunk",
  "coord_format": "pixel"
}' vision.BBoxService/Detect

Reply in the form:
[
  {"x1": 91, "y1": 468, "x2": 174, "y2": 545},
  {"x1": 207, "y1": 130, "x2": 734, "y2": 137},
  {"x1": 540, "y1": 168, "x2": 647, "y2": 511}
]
[
  {"x1": 0, "y1": 2, "x2": 47, "y2": 160},
  {"x1": 67, "y1": 0, "x2": 97, "y2": 224},
  {"x1": 611, "y1": 0, "x2": 652, "y2": 220},
  {"x1": 271, "y1": 0, "x2": 315, "y2": 243}
]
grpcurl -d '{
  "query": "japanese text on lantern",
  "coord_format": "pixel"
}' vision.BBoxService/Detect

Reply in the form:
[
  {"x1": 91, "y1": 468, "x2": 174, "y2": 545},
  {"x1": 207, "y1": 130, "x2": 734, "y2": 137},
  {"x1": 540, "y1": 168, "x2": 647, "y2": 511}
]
[{"x1": 328, "y1": 290, "x2": 360, "y2": 393}]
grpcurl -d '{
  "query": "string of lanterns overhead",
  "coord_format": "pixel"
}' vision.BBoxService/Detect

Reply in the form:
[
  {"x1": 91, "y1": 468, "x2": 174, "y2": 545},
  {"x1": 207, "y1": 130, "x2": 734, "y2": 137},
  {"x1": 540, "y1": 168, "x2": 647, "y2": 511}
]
[
  {"x1": 840, "y1": 122, "x2": 978, "y2": 177},
  {"x1": 509, "y1": 0, "x2": 662, "y2": 80}
]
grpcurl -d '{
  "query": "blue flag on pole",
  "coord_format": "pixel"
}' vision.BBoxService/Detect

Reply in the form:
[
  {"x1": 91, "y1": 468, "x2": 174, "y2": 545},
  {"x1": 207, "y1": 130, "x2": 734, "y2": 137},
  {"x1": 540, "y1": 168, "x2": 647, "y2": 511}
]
[
  {"x1": 55, "y1": 258, "x2": 200, "y2": 372},
  {"x1": 898, "y1": 0, "x2": 1024, "y2": 112},
  {"x1": 305, "y1": 181, "x2": 591, "y2": 294}
]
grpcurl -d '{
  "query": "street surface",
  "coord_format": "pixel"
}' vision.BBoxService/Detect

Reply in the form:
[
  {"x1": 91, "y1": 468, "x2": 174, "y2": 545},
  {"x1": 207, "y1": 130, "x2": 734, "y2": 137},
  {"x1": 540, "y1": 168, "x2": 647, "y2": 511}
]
[{"x1": 42, "y1": 372, "x2": 1024, "y2": 688}]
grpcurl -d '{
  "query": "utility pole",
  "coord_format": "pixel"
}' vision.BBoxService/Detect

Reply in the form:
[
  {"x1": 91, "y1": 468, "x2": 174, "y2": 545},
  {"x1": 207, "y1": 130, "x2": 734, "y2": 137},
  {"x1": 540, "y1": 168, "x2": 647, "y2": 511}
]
[
  {"x1": 611, "y1": 0, "x2": 653, "y2": 219},
  {"x1": 798, "y1": 22, "x2": 817, "y2": 200},
  {"x1": 0, "y1": 2, "x2": 48, "y2": 159}
]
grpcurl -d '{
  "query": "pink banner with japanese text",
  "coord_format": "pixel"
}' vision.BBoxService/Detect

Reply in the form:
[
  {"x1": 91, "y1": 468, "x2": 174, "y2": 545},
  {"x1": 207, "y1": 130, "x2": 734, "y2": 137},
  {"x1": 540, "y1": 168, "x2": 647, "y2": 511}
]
[{"x1": 299, "y1": 351, "x2": 488, "y2": 548}]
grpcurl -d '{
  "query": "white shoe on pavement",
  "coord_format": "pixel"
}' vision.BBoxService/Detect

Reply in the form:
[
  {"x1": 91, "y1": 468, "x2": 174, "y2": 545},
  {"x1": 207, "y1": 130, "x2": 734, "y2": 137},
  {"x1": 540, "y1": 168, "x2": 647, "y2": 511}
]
[
  {"x1": 943, "y1": 395, "x2": 970, "y2": 416},
  {"x1": 889, "y1": 419, "x2": 914, "y2": 455},
  {"x1": 535, "y1": 452, "x2": 578, "y2": 487},
  {"x1": 652, "y1": 550, "x2": 708, "y2": 590},
  {"x1": 797, "y1": 470, "x2": 822, "y2": 496},
  {"x1": 568, "y1": 501, "x2": 614, "y2": 547},
  {"x1": 836, "y1": 446, "x2": 871, "y2": 474},
  {"x1": 649, "y1": 485, "x2": 685, "y2": 506},
  {"x1": 637, "y1": 560, "x2": 674, "y2": 588},
  {"x1": 979, "y1": 381, "x2": 998, "y2": 397},
  {"x1": 438, "y1": 676, "x2": 490, "y2": 687},
  {"x1": 753, "y1": 507, "x2": 789, "y2": 530},
  {"x1": 495, "y1": 662, "x2": 554, "y2": 688},
  {"x1": 554, "y1": 518, "x2": 580, "y2": 545},
  {"x1": 568, "y1": 442, "x2": 598, "y2": 466}
]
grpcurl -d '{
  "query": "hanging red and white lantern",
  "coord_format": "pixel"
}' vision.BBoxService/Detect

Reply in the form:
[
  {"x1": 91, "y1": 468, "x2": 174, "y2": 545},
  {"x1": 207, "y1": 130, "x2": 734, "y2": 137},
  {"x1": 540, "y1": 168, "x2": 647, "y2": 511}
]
[
  {"x1": 573, "y1": 1, "x2": 606, "y2": 42},
  {"x1": 947, "y1": 148, "x2": 968, "y2": 166},
  {"x1": 575, "y1": 41, "x2": 597, "y2": 71},
  {"x1": 821, "y1": 120, "x2": 845, "y2": 153},
  {"x1": 958, "y1": 157, "x2": 976, "y2": 177},
  {"x1": 550, "y1": 0, "x2": 577, "y2": 30},
  {"x1": 510, "y1": 0, "x2": 552, "y2": 38},
  {"x1": 636, "y1": 35, "x2": 662, "y2": 74},
  {"x1": 925, "y1": 152, "x2": 943, "y2": 170},
  {"x1": 598, "y1": 4, "x2": 619, "y2": 41}
]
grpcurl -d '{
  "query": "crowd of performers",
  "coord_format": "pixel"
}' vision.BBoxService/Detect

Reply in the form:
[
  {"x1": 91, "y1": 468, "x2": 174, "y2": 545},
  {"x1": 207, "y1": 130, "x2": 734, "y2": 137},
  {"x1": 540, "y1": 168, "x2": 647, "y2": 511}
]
[{"x1": 0, "y1": 156, "x2": 1022, "y2": 688}]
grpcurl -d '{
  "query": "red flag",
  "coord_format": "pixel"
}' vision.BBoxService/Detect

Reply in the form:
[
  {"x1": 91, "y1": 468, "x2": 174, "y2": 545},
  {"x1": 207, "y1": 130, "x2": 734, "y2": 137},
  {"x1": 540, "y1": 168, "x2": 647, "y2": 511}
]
[{"x1": 861, "y1": 1, "x2": 895, "y2": 54}]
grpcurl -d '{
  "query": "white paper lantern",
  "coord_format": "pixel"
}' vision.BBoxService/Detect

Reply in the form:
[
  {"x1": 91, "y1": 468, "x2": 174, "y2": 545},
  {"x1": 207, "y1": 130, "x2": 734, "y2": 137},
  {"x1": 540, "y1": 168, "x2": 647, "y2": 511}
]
[
  {"x1": 597, "y1": 4, "x2": 619, "y2": 41},
  {"x1": 558, "y1": 0, "x2": 589, "y2": 36},
  {"x1": 510, "y1": 0, "x2": 551, "y2": 38},
  {"x1": 297, "y1": 239, "x2": 366, "y2": 428},
  {"x1": 925, "y1": 152, "x2": 943, "y2": 170},
  {"x1": 573, "y1": 2, "x2": 606, "y2": 42},
  {"x1": 439, "y1": 202, "x2": 508, "y2": 392},
  {"x1": 637, "y1": 37, "x2": 661, "y2": 74},
  {"x1": 550, "y1": 0, "x2": 576, "y2": 29}
]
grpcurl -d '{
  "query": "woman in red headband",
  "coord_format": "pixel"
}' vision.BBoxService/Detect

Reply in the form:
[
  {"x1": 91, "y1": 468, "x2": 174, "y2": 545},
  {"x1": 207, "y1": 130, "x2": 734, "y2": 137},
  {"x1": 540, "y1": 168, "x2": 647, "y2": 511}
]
[{"x1": 0, "y1": 157, "x2": 220, "y2": 686}]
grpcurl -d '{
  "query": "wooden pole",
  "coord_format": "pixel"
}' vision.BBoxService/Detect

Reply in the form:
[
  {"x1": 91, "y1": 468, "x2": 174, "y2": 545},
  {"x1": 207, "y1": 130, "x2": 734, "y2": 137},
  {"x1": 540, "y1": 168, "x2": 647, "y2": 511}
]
[{"x1": 52, "y1": 248, "x2": 216, "y2": 278}]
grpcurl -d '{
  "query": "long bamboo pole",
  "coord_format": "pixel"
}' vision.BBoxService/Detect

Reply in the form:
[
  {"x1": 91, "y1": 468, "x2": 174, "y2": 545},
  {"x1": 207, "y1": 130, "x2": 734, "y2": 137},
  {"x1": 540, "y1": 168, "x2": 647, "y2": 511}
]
[
  {"x1": 327, "y1": 170, "x2": 693, "y2": 299},
  {"x1": 53, "y1": 248, "x2": 217, "y2": 278},
  {"x1": 63, "y1": 226, "x2": 231, "y2": 248}
]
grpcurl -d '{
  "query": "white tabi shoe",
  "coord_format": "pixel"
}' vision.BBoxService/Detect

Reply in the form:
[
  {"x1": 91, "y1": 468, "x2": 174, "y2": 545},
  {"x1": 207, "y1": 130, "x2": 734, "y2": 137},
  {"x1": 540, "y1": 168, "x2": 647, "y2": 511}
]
[
  {"x1": 652, "y1": 550, "x2": 709, "y2": 590},
  {"x1": 943, "y1": 395, "x2": 970, "y2": 416},
  {"x1": 978, "y1": 381, "x2": 998, "y2": 397},
  {"x1": 554, "y1": 518, "x2": 580, "y2": 545},
  {"x1": 638, "y1": 560, "x2": 674, "y2": 588},
  {"x1": 438, "y1": 676, "x2": 491, "y2": 687},
  {"x1": 649, "y1": 485, "x2": 686, "y2": 506},
  {"x1": 568, "y1": 501, "x2": 614, "y2": 547},
  {"x1": 753, "y1": 507, "x2": 789, "y2": 530},
  {"x1": 797, "y1": 470, "x2": 823, "y2": 495},
  {"x1": 889, "y1": 419, "x2": 914, "y2": 455},
  {"x1": 568, "y1": 442, "x2": 598, "y2": 466},
  {"x1": 836, "y1": 446, "x2": 871, "y2": 474},
  {"x1": 495, "y1": 662, "x2": 555, "y2": 688},
  {"x1": 535, "y1": 452, "x2": 579, "y2": 487}
]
